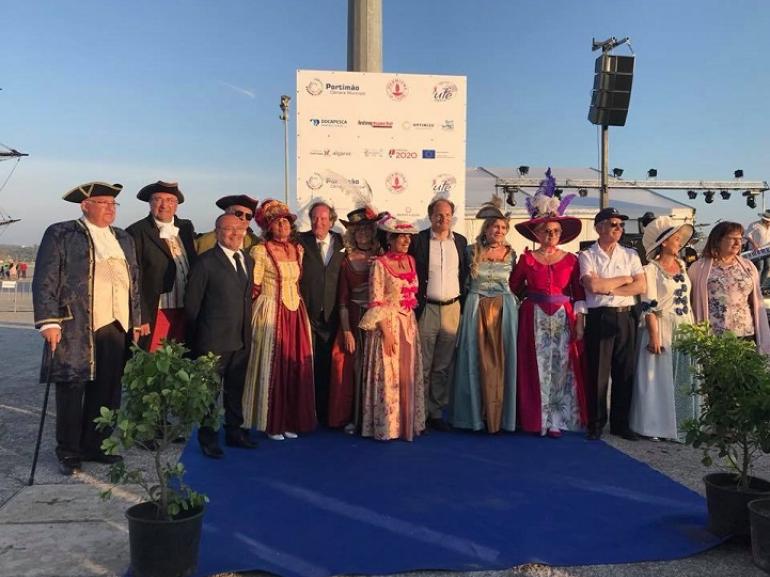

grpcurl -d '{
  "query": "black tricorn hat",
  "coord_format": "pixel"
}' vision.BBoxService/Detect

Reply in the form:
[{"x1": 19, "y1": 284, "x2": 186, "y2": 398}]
[
  {"x1": 216, "y1": 194, "x2": 259, "y2": 214},
  {"x1": 62, "y1": 182, "x2": 122, "y2": 203},
  {"x1": 137, "y1": 181, "x2": 184, "y2": 203}
]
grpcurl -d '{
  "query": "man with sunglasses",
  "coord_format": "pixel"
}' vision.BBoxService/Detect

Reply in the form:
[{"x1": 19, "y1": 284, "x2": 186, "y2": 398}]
[
  {"x1": 579, "y1": 207, "x2": 646, "y2": 441},
  {"x1": 196, "y1": 194, "x2": 260, "y2": 254},
  {"x1": 127, "y1": 181, "x2": 197, "y2": 351},
  {"x1": 32, "y1": 182, "x2": 142, "y2": 475}
]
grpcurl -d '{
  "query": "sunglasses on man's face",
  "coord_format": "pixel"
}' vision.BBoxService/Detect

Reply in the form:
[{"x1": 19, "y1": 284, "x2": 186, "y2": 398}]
[
  {"x1": 231, "y1": 210, "x2": 253, "y2": 220},
  {"x1": 607, "y1": 221, "x2": 625, "y2": 230}
]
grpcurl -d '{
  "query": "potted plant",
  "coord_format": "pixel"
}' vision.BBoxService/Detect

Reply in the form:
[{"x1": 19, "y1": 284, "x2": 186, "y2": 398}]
[
  {"x1": 96, "y1": 341, "x2": 222, "y2": 577},
  {"x1": 675, "y1": 322, "x2": 770, "y2": 540}
]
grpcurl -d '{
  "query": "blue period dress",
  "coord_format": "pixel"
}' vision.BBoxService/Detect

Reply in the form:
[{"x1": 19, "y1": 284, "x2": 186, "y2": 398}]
[{"x1": 450, "y1": 247, "x2": 518, "y2": 433}]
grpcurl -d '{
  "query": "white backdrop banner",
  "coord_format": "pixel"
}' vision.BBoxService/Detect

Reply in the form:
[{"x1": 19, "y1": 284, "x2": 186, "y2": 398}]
[{"x1": 296, "y1": 69, "x2": 467, "y2": 233}]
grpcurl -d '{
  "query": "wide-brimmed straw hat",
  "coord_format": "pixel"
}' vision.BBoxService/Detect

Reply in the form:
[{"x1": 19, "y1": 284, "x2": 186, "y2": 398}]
[
  {"x1": 513, "y1": 168, "x2": 582, "y2": 244},
  {"x1": 641, "y1": 216, "x2": 694, "y2": 258},
  {"x1": 254, "y1": 199, "x2": 296, "y2": 230},
  {"x1": 759, "y1": 209, "x2": 770, "y2": 221},
  {"x1": 377, "y1": 213, "x2": 418, "y2": 234}
]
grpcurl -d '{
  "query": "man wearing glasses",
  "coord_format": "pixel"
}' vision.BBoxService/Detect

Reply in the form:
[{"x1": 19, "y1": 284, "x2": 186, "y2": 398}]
[
  {"x1": 578, "y1": 207, "x2": 646, "y2": 441},
  {"x1": 127, "y1": 181, "x2": 197, "y2": 351},
  {"x1": 196, "y1": 194, "x2": 260, "y2": 254},
  {"x1": 32, "y1": 182, "x2": 142, "y2": 475}
]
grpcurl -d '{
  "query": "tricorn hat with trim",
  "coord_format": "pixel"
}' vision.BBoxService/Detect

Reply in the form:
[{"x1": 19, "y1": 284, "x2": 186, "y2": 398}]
[
  {"x1": 137, "y1": 181, "x2": 184, "y2": 203},
  {"x1": 62, "y1": 182, "x2": 122, "y2": 204},
  {"x1": 216, "y1": 194, "x2": 259, "y2": 215},
  {"x1": 340, "y1": 205, "x2": 381, "y2": 227}
]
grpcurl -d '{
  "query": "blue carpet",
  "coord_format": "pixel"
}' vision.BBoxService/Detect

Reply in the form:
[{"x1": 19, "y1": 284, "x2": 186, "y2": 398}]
[{"x1": 181, "y1": 429, "x2": 720, "y2": 577}]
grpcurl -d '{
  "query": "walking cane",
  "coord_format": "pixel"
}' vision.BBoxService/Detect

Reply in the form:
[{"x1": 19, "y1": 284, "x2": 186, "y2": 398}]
[{"x1": 28, "y1": 343, "x2": 54, "y2": 486}]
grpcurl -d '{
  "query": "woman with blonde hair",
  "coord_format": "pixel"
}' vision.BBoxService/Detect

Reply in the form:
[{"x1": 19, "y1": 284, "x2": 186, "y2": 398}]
[{"x1": 450, "y1": 199, "x2": 518, "y2": 433}]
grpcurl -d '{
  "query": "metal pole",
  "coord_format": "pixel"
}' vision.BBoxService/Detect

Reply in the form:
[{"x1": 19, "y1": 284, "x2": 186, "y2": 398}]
[
  {"x1": 600, "y1": 124, "x2": 609, "y2": 210},
  {"x1": 279, "y1": 95, "x2": 291, "y2": 205}
]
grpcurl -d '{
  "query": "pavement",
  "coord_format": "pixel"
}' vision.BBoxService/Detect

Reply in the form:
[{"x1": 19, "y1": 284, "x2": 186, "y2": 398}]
[{"x1": 1, "y1": 311, "x2": 768, "y2": 577}]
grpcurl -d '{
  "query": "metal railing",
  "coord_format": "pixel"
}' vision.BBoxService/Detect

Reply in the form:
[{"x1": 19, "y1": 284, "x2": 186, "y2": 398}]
[{"x1": 0, "y1": 279, "x2": 33, "y2": 312}]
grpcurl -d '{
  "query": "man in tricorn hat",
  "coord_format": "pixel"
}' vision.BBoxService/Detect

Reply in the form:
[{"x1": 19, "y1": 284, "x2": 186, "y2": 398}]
[
  {"x1": 32, "y1": 182, "x2": 142, "y2": 475},
  {"x1": 196, "y1": 194, "x2": 260, "y2": 254},
  {"x1": 127, "y1": 181, "x2": 197, "y2": 351}
]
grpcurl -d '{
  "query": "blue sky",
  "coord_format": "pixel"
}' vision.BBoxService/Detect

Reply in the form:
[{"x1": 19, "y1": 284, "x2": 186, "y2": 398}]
[{"x1": 2, "y1": 0, "x2": 770, "y2": 244}]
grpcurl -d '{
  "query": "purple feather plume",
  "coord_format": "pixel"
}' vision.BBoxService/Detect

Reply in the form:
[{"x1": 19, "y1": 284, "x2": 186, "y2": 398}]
[
  {"x1": 557, "y1": 194, "x2": 576, "y2": 215},
  {"x1": 525, "y1": 195, "x2": 535, "y2": 217},
  {"x1": 536, "y1": 167, "x2": 556, "y2": 198}
]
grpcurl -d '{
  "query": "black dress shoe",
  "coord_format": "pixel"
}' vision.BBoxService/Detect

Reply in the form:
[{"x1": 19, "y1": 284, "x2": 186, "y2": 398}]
[
  {"x1": 199, "y1": 443, "x2": 224, "y2": 459},
  {"x1": 82, "y1": 452, "x2": 124, "y2": 464},
  {"x1": 225, "y1": 431, "x2": 258, "y2": 449},
  {"x1": 587, "y1": 429, "x2": 602, "y2": 441},
  {"x1": 58, "y1": 457, "x2": 81, "y2": 476},
  {"x1": 428, "y1": 418, "x2": 452, "y2": 432}
]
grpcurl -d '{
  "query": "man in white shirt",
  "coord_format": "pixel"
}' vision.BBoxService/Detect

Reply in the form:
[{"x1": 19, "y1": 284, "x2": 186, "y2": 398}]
[
  {"x1": 410, "y1": 197, "x2": 468, "y2": 431},
  {"x1": 32, "y1": 182, "x2": 143, "y2": 475},
  {"x1": 579, "y1": 207, "x2": 646, "y2": 441},
  {"x1": 745, "y1": 210, "x2": 770, "y2": 288}
]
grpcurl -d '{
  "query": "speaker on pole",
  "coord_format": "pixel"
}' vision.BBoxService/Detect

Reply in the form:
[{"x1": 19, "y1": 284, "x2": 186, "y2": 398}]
[{"x1": 588, "y1": 54, "x2": 634, "y2": 126}]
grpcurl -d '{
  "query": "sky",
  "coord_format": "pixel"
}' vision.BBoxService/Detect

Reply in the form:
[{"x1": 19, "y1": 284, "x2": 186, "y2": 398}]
[{"x1": 2, "y1": 0, "x2": 770, "y2": 245}]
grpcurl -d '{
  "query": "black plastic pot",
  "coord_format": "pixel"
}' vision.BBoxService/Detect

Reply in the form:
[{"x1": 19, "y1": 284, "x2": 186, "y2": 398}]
[
  {"x1": 749, "y1": 498, "x2": 770, "y2": 573},
  {"x1": 126, "y1": 502, "x2": 205, "y2": 577},
  {"x1": 703, "y1": 473, "x2": 770, "y2": 540}
]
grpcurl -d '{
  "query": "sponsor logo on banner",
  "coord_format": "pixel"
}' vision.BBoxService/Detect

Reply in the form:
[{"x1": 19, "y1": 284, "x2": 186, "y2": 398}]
[
  {"x1": 325, "y1": 82, "x2": 364, "y2": 95},
  {"x1": 432, "y1": 173, "x2": 457, "y2": 194},
  {"x1": 401, "y1": 121, "x2": 435, "y2": 130},
  {"x1": 389, "y1": 149, "x2": 419, "y2": 159},
  {"x1": 386, "y1": 172, "x2": 408, "y2": 193},
  {"x1": 441, "y1": 119, "x2": 455, "y2": 130},
  {"x1": 310, "y1": 149, "x2": 352, "y2": 157},
  {"x1": 386, "y1": 78, "x2": 409, "y2": 101},
  {"x1": 364, "y1": 148, "x2": 385, "y2": 158},
  {"x1": 306, "y1": 173, "x2": 325, "y2": 190},
  {"x1": 433, "y1": 81, "x2": 458, "y2": 102},
  {"x1": 358, "y1": 120, "x2": 394, "y2": 129},
  {"x1": 305, "y1": 78, "x2": 324, "y2": 96},
  {"x1": 309, "y1": 118, "x2": 348, "y2": 127},
  {"x1": 422, "y1": 149, "x2": 436, "y2": 159}
]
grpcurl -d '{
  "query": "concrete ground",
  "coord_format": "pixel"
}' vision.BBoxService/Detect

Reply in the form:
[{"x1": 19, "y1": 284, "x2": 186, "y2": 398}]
[{"x1": 0, "y1": 312, "x2": 768, "y2": 577}]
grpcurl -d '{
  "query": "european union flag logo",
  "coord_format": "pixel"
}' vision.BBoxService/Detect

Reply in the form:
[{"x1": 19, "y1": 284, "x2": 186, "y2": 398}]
[{"x1": 422, "y1": 149, "x2": 436, "y2": 159}]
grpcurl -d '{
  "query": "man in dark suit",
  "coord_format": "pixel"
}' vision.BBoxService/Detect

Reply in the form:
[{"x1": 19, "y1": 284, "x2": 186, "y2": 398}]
[
  {"x1": 127, "y1": 181, "x2": 197, "y2": 351},
  {"x1": 298, "y1": 200, "x2": 345, "y2": 426},
  {"x1": 185, "y1": 214, "x2": 257, "y2": 458},
  {"x1": 409, "y1": 197, "x2": 468, "y2": 431}
]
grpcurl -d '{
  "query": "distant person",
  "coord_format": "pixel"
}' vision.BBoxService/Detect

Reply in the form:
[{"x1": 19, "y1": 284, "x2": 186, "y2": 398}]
[
  {"x1": 185, "y1": 213, "x2": 257, "y2": 458},
  {"x1": 32, "y1": 182, "x2": 142, "y2": 476},
  {"x1": 297, "y1": 200, "x2": 345, "y2": 426},
  {"x1": 579, "y1": 207, "x2": 646, "y2": 441},
  {"x1": 127, "y1": 181, "x2": 196, "y2": 351},
  {"x1": 689, "y1": 221, "x2": 770, "y2": 355},
  {"x1": 745, "y1": 210, "x2": 770, "y2": 288},
  {"x1": 18, "y1": 261, "x2": 28, "y2": 278},
  {"x1": 196, "y1": 194, "x2": 260, "y2": 254},
  {"x1": 409, "y1": 196, "x2": 468, "y2": 431}
]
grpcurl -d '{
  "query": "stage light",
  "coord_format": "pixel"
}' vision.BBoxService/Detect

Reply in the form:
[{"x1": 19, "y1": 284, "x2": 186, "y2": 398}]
[
  {"x1": 518, "y1": 165, "x2": 529, "y2": 176},
  {"x1": 504, "y1": 185, "x2": 517, "y2": 206},
  {"x1": 720, "y1": 190, "x2": 731, "y2": 200},
  {"x1": 554, "y1": 188, "x2": 563, "y2": 200},
  {"x1": 612, "y1": 168, "x2": 624, "y2": 178},
  {"x1": 747, "y1": 195, "x2": 757, "y2": 209},
  {"x1": 578, "y1": 188, "x2": 588, "y2": 198},
  {"x1": 647, "y1": 169, "x2": 658, "y2": 178},
  {"x1": 734, "y1": 169, "x2": 744, "y2": 179},
  {"x1": 704, "y1": 190, "x2": 715, "y2": 204},
  {"x1": 687, "y1": 190, "x2": 697, "y2": 200}
]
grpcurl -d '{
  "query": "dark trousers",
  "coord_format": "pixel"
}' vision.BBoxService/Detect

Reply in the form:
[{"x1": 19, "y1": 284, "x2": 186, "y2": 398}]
[
  {"x1": 312, "y1": 326, "x2": 335, "y2": 426},
  {"x1": 198, "y1": 347, "x2": 248, "y2": 447},
  {"x1": 55, "y1": 322, "x2": 127, "y2": 460},
  {"x1": 584, "y1": 308, "x2": 637, "y2": 434}
]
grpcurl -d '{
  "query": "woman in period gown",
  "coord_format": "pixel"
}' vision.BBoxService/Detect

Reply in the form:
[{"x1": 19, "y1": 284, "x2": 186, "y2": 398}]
[
  {"x1": 327, "y1": 206, "x2": 382, "y2": 432},
  {"x1": 450, "y1": 201, "x2": 518, "y2": 434},
  {"x1": 359, "y1": 215, "x2": 425, "y2": 441},
  {"x1": 631, "y1": 216, "x2": 697, "y2": 441},
  {"x1": 510, "y1": 170, "x2": 587, "y2": 437},
  {"x1": 242, "y1": 199, "x2": 316, "y2": 440}
]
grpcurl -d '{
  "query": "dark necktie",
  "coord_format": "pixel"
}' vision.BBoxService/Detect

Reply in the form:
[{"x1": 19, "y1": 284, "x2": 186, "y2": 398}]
[{"x1": 233, "y1": 252, "x2": 247, "y2": 282}]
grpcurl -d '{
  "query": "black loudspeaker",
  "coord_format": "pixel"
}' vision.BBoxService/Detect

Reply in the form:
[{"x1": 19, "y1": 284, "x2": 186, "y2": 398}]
[{"x1": 588, "y1": 54, "x2": 634, "y2": 126}]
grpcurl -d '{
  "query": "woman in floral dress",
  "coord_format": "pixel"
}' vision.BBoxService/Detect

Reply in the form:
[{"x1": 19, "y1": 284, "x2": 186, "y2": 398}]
[
  {"x1": 359, "y1": 215, "x2": 425, "y2": 441},
  {"x1": 510, "y1": 169, "x2": 587, "y2": 437},
  {"x1": 450, "y1": 200, "x2": 518, "y2": 434},
  {"x1": 242, "y1": 199, "x2": 316, "y2": 440},
  {"x1": 689, "y1": 221, "x2": 770, "y2": 354}
]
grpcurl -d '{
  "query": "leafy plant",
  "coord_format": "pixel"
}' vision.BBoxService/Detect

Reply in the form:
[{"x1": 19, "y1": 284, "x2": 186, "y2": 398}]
[
  {"x1": 675, "y1": 322, "x2": 770, "y2": 490},
  {"x1": 95, "y1": 341, "x2": 222, "y2": 520}
]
